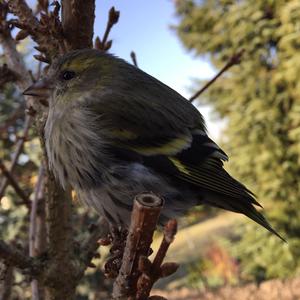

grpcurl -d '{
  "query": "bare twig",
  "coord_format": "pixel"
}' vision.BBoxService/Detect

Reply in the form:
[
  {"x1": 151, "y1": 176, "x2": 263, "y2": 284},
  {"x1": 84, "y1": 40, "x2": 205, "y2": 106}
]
[
  {"x1": 78, "y1": 217, "x2": 110, "y2": 276},
  {"x1": 29, "y1": 165, "x2": 45, "y2": 257},
  {"x1": 130, "y1": 51, "x2": 138, "y2": 67},
  {"x1": 152, "y1": 220, "x2": 177, "y2": 274},
  {"x1": 0, "y1": 241, "x2": 40, "y2": 274},
  {"x1": 189, "y1": 49, "x2": 245, "y2": 102},
  {"x1": 7, "y1": 0, "x2": 40, "y2": 29},
  {"x1": 136, "y1": 220, "x2": 178, "y2": 300},
  {"x1": 0, "y1": 64, "x2": 19, "y2": 88},
  {"x1": 8, "y1": 0, "x2": 62, "y2": 59},
  {"x1": 0, "y1": 106, "x2": 24, "y2": 134},
  {"x1": 0, "y1": 159, "x2": 31, "y2": 208},
  {"x1": 29, "y1": 165, "x2": 45, "y2": 300},
  {"x1": 33, "y1": 196, "x2": 46, "y2": 300},
  {"x1": 35, "y1": 0, "x2": 49, "y2": 15},
  {"x1": 0, "y1": 116, "x2": 32, "y2": 202},
  {"x1": 0, "y1": 17, "x2": 35, "y2": 202},
  {"x1": 112, "y1": 193, "x2": 163, "y2": 299},
  {"x1": 95, "y1": 6, "x2": 119, "y2": 51},
  {"x1": 0, "y1": 31, "x2": 31, "y2": 90}
]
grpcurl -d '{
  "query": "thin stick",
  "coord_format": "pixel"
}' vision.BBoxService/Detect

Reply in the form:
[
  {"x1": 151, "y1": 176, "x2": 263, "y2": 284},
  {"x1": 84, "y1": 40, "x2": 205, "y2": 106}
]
[
  {"x1": 29, "y1": 165, "x2": 44, "y2": 300},
  {"x1": 0, "y1": 116, "x2": 32, "y2": 202},
  {"x1": 29, "y1": 165, "x2": 44, "y2": 257},
  {"x1": 112, "y1": 192, "x2": 163, "y2": 299},
  {"x1": 152, "y1": 219, "x2": 177, "y2": 276},
  {"x1": 130, "y1": 51, "x2": 138, "y2": 67},
  {"x1": 0, "y1": 64, "x2": 19, "y2": 88},
  {"x1": 0, "y1": 106, "x2": 24, "y2": 133},
  {"x1": 102, "y1": 7, "x2": 119, "y2": 47},
  {"x1": 0, "y1": 241, "x2": 38, "y2": 273},
  {"x1": 0, "y1": 159, "x2": 31, "y2": 208},
  {"x1": 136, "y1": 220, "x2": 178, "y2": 300},
  {"x1": 78, "y1": 217, "x2": 110, "y2": 276},
  {"x1": 189, "y1": 49, "x2": 244, "y2": 102},
  {"x1": 95, "y1": 6, "x2": 120, "y2": 51}
]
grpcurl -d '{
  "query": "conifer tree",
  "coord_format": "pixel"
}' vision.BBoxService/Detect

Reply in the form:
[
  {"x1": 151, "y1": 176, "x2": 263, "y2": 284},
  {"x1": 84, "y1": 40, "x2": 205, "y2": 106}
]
[{"x1": 175, "y1": 0, "x2": 300, "y2": 280}]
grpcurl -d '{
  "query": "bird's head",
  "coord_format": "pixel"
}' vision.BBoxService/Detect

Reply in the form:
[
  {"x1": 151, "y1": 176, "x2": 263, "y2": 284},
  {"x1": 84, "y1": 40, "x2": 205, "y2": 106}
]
[{"x1": 23, "y1": 49, "x2": 118, "y2": 105}]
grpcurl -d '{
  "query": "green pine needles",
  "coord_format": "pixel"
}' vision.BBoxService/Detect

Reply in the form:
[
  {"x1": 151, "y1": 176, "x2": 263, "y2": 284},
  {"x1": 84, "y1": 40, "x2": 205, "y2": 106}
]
[{"x1": 175, "y1": 0, "x2": 300, "y2": 281}]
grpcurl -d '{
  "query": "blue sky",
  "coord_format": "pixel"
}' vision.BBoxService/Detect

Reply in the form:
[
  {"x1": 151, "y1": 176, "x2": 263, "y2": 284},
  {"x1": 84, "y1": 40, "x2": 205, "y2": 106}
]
[
  {"x1": 7, "y1": 0, "x2": 222, "y2": 139},
  {"x1": 94, "y1": 1, "x2": 222, "y2": 138},
  {"x1": 94, "y1": 0, "x2": 215, "y2": 93}
]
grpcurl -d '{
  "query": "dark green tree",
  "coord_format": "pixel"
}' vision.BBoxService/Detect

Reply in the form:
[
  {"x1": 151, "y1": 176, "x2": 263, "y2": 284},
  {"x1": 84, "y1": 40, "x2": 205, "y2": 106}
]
[{"x1": 174, "y1": 0, "x2": 300, "y2": 280}]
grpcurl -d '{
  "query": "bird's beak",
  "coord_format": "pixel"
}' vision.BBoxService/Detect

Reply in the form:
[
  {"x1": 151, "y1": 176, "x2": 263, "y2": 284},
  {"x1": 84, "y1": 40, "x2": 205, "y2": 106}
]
[{"x1": 23, "y1": 78, "x2": 53, "y2": 98}]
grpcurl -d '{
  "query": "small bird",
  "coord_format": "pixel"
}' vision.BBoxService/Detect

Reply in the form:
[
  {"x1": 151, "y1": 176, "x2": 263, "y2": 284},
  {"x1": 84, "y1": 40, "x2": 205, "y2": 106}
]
[{"x1": 24, "y1": 49, "x2": 281, "y2": 239}]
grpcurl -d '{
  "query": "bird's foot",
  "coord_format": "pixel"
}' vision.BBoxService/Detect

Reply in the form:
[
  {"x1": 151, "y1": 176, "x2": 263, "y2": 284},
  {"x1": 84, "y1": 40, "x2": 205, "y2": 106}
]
[{"x1": 104, "y1": 226, "x2": 128, "y2": 278}]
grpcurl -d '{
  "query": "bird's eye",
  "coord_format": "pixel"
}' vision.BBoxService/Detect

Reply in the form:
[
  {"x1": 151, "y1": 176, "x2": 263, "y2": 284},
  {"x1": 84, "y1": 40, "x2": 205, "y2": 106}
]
[{"x1": 61, "y1": 70, "x2": 76, "y2": 81}]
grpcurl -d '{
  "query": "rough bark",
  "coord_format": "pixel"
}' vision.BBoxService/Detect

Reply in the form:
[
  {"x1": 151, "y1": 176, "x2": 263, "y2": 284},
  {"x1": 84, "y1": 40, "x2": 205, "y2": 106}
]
[
  {"x1": 62, "y1": 0, "x2": 95, "y2": 50},
  {"x1": 0, "y1": 2, "x2": 179, "y2": 299},
  {"x1": 0, "y1": 263, "x2": 13, "y2": 300},
  {"x1": 1, "y1": 0, "x2": 99, "y2": 297},
  {"x1": 112, "y1": 193, "x2": 163, "y2": 299},
  {"x1": 43, "y1": 176, "x2": 78, "y2": 300}
]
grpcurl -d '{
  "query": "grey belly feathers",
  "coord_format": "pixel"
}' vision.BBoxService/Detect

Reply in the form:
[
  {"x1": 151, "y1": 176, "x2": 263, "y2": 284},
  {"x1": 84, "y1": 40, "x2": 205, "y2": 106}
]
[
  {"x1": 45, "y1": 104, "x2": 197, "y2": 226},
  {"x1": 78, "y1": 163, "x2": 198, "y2": 226}
]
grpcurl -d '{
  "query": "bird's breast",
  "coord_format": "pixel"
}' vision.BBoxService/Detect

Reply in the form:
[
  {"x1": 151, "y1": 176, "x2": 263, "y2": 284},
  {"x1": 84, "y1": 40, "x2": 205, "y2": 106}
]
[{"x1": 45, "y1": 106, "x2": 108, "y2": 190}]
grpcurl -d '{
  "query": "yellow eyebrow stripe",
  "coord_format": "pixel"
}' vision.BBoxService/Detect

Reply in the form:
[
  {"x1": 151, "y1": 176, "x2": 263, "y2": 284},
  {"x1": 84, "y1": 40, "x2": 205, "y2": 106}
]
[{"x1": 62, "y1": 57, "x2": 96, "y2": 72}]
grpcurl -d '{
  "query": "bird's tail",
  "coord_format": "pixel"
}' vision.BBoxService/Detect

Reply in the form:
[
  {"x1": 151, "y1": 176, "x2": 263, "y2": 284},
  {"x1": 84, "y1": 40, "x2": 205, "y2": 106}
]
[{"x1": 202, "y1": 190, "x2": 286, "y2": 242}]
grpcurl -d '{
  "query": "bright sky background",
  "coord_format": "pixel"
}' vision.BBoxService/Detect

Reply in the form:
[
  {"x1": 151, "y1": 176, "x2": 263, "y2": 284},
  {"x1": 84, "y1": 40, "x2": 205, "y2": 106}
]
[
  {"x1": 5, "y1": 0, "x2": 222, "y2": 139},
  {"x1": 94, "y1": 0, "x2": 221, "y2": 139}
]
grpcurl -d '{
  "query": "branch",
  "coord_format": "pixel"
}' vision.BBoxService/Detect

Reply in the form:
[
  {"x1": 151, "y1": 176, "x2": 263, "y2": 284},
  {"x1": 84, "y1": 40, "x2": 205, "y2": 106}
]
[
  {"x1": 0, "y1": 31, "x2": 31, "y2": 90},
  {"x1": 29, "y1": 165, "x2": 45, "y2": 300},
  {"x1": 0, "y1": 241, "x2": 41, "y2": 274},
  {"x1": 78, "y1": 217, "x2": 110, "y2": 276},
  {"x1": 112, "y1": 193, "x2": 163, "y2": 299},
  {"x1": 94, "y1": 6, "x2": 119, "y2": 51},
  {"x1": 0, "y1": 64, "x2": 19, "y2": 88},
  {"x1": 0, "y1": 116, "x2": 31, "y2": 202},
  {"x1": 0, "y1": 105, "x2": 24, "y2": 134},
  {"x1": 8, "y1": 0, "x2": 63, "y2": 59},
  {"x1": 1, "y1": 1, "x2": 100, "y2": 299},
  {"x1": 0, "y1": 159, "x2": 31, "y2": 208},
  {"x1": 62, "y1": 0, "x2": 95, "y2": 50},
  {"x1": 42, "y1": 175, "x2": 77, "y2": 299},
  {"x1": 0, "y1": 13, "x2": 39, "y2": 120},
  {"x1": 189, "y1": 49, "x2": 245, "y2": 102},
  {"x1": 32, "y1": 195, "x2": 46, "y2": 300},
  {"x1": 36, "y1": 0, "x2": 98, "y2": 295},
  {"x1": 7, "y1": 0, "x2": 39, "y2": 29},
  {"x1": 29, "y1": 165, "x2": 45, "y2": 257},
  {"x1": 136, "y1": 220, "x2": 178, "y2": 300},
  {"x1": 130, "y1": 51, "x2": 138, "y2": 67}
]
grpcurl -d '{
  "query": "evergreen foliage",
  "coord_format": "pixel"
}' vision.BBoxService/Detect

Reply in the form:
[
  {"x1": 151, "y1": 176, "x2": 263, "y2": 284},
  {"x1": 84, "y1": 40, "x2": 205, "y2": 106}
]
[{"x1": 175, "y1": 0, "x2": 300, "y2": 280}]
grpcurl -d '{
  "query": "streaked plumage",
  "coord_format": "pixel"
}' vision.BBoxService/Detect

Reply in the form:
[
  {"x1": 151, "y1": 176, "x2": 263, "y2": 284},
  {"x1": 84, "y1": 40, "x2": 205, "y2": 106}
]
[{"x1": 24, "y1": 49, "x2": 282, "y2": 240}]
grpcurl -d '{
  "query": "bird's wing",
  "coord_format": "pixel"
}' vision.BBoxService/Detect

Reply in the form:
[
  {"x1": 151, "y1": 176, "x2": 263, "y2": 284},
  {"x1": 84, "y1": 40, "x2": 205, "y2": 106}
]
[
  {"x1": 88, "y1": 90, "x2": 283, "y2": 240},
  {"x1": 89, "y1": 89, "x2": 227, "y2": 163},
  {"x1": 89, "y1": 92, "x2": 233, "y2": 192}
]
